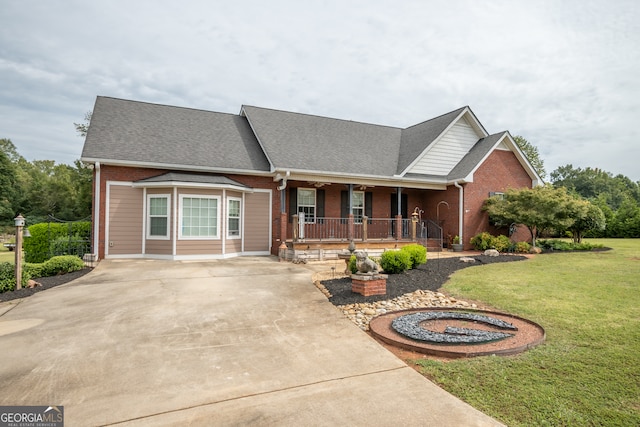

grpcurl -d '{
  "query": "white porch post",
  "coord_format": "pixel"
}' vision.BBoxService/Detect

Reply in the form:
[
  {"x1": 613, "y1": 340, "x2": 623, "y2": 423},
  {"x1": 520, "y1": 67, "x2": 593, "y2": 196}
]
[{"x1": 454, "y1": 181, "x2": 464, "y2": 244}]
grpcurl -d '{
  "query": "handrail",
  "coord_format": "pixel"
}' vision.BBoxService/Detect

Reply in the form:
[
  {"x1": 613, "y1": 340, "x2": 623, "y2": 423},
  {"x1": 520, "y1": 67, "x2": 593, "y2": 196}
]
[{"x1": 422, "y1": 219, "x2": 443, "y2": 248}]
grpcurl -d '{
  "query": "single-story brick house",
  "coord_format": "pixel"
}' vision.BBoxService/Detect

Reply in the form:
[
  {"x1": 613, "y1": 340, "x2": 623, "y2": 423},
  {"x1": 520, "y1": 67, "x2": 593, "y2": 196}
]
[{"x1": 80, "y1": 96, "x2": 541, "y2": 261}]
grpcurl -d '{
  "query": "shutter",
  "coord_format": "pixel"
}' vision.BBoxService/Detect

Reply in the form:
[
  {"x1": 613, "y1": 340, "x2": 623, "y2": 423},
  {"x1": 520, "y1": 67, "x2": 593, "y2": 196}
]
[
  {"x1": 316, "y1": 189, "x2": 325, "y2": 223},
  {"x1": 365, "y1": 192, "x2": 373, "y2": 219},
  {"x1": 341, "y1": 191, "x2": 349, "y2": 224},
  {"x1": 289, "y1": 187, "x2": 297, "y2": 223}
]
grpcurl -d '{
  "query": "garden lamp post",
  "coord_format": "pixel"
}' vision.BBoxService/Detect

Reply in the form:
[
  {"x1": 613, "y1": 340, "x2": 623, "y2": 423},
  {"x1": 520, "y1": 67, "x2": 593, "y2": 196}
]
[{"x1": 14, "y1": 214, "x2": 25, "y2": 290}]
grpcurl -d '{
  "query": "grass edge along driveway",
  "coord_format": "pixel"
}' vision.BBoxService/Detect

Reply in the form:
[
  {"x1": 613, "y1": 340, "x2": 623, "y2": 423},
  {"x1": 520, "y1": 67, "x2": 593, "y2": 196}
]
[{"x1": 415, "y1": 239, "x2": 640, "y2": 427}]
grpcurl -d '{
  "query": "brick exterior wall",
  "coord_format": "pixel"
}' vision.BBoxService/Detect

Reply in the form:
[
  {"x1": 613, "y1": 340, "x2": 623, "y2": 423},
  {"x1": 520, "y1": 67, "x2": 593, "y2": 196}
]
[
  {"x1": 462, "y1": 149, "x2": 534, "y2": 248},
  {"x1": 93, "y1": 148, "x2": 533, "y2": 258}
]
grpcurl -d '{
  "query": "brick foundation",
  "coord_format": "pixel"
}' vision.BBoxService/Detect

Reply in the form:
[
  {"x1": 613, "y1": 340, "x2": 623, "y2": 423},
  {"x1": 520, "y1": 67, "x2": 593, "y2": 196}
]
[{"x1": 351, "y1": 274, "x2": 388, "y2": 296}]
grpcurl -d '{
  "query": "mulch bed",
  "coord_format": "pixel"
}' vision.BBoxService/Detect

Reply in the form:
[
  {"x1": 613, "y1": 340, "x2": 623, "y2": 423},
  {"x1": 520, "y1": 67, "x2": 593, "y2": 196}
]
[
  {"x1": 0, "y1": 269, "x2": 93, "y2": 303},
  {"x1": 322, "y1": 255, "x2": 527, "y2": 306}
]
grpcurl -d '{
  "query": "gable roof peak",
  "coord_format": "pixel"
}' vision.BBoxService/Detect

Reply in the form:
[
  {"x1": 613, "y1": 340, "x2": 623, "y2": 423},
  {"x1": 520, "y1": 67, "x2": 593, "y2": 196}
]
[
  {"x1": 241, "y1": 104, "x2": 402, "y2": 130},
  {"x1": 404, "y1": 106, "x2": 469, "y2": 130}
]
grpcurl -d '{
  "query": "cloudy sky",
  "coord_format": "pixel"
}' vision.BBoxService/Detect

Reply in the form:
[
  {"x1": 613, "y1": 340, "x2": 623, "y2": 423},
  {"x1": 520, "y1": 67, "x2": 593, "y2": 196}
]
[{"x1": 2, "y1": 0, "x2": 639, "y2": 180}]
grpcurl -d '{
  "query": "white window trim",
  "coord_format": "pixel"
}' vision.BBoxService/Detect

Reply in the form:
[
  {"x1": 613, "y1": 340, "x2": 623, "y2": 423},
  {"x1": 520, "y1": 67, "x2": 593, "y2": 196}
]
[
  {"x1": 146, "y1": 194, "x2": 171, "y2": 240},
  {"x1": 297, "y1": 188, "x2": 316, "y2": 224},
  {"x1": 227, "y1": 197, "x2": 242, "y2": 239},
  {"x1": 178, "y1": 194, "x2": 221, "y2": 240},
  {"x1": 353, "y1": 191, "x2": 365, "y2": 224}
]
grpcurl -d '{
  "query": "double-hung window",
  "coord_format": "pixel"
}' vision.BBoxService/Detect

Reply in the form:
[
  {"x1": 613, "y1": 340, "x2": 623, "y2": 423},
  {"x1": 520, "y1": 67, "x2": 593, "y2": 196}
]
[
  {"x1": 180, "y1": 195, "x2": 220, "y2": 239},
  {"x1": 352, "y1": 191, "x2": 365, "y2": 223},
  {"x1": 297, "y1": 188, "x2": 316, "y2": 223},
  {"x1": 147, "y1": 194, "x2": 170, "y2": 239},
  {"x1": 227, "y1": 198, "x2": 241, "y2": 238}
]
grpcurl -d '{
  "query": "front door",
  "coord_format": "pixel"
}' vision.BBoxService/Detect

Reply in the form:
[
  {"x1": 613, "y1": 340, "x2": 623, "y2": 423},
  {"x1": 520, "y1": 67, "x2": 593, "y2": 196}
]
[{"x1": 390, "y1": 193, "x2": 408, "y2": 237}]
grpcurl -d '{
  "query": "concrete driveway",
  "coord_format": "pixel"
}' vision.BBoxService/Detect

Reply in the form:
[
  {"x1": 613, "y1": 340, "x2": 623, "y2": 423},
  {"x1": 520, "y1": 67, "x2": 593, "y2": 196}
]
[{"x1": 0, "y1": 257, "x2": 503, "y2": 426}]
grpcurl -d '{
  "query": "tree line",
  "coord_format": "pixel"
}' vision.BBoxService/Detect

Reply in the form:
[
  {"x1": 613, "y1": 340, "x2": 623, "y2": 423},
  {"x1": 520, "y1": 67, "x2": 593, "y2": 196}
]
[
  {"x1": 550, "y1": 165, "x2": 640, "y2": 237},
  {"x1": 0, "y1": 138, "x2": 92, "y2": 230},
  {"x1": 502, "y1": 137, "x2": 640, "y2": 240}
]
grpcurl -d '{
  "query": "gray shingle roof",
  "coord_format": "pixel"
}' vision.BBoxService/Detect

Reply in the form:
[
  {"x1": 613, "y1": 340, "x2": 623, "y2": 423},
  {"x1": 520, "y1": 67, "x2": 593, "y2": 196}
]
[
  {"x1": 134, "y1": 172, "x2": 249, "y2": 188},
  {"x1": 81, "y1": 97, "x2": 525, "y2": 184},
  {"x1": 447, "y1": 132, "x2": 506, "y2": 181},
  {"x1": 242, "y1": 106, "x2": 402, "y2": 176},
  {"x1": 81, "y1": 97, "x2": 270, "y2": 172}
]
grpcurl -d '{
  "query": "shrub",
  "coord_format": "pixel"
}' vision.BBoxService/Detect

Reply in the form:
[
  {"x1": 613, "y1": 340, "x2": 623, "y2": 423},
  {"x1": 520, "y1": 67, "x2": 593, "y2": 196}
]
[
  {"x1": 23, "y1": 221, "x2": 91, "y2": 263},
  {"x1": 380, "y1": 250, "x2": 411, "y2": 274},
  {"x1": 0, "y1": 262, "x2": 30, "y2": 293},
  {"x1": 41, "y1": 255, "x2": 85, "y2": 277},
  {"x1": 537, "y1": 239, "x2": 603, "y2": 251},
  {"x1": 538, "y1": 239, "x2": 572, "y2": 251},
  {"x1": 492, "y1": 235, "x2": 511, "y2": 252},
  {"x1": 470, "y1": 232, "x2": 512, "y2": 252},
  {"x1": 401, "y1": 244, "x2": 427, "y2": 269},
  {"x1": 514, "y1": 241, "x2": 531, "y2": 253},
  {"x1": 24, "y1": 263, "x2": 44, "y2": 279},
  {"x1": 348, "y1": 254, "x2": 357, "y2": 274},
  {"x1": 470, "y1": 232, "x2": 493, "y2": 251}
]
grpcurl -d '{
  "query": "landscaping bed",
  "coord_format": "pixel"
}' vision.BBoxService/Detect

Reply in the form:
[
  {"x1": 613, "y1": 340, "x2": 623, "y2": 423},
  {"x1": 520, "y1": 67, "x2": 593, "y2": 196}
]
[
  {"x1": 322, "y1": 254, "x2": 527, "y2": 305},
  {"x1": 0, "y1": 268, "x2": 93, "y2": 302}
]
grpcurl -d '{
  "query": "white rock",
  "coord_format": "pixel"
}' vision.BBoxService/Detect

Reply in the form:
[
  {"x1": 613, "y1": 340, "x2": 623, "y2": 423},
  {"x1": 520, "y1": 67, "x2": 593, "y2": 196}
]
[{"x1": 484, "y1": 249, "x2": 500, "y2": 257}]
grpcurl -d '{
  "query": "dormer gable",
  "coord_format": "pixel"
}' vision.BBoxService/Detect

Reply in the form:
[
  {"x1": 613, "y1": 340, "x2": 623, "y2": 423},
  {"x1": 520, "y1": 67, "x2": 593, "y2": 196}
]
[{"x1": 398, "y1": 107, "x2": 487, "y2": 177}]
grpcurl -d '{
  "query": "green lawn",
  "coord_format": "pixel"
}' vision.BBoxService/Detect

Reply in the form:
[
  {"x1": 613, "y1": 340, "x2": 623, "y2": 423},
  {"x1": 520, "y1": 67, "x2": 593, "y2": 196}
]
[
  {"x1": 0, "y1": 247, "x2": 14, "y2": 263},
  {"x1": 415, "y1": 239, "x2": 640, "y2": 426}
]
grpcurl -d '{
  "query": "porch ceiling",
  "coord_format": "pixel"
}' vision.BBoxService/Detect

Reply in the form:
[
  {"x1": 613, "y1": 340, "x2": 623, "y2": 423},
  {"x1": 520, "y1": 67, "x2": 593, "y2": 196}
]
[{"x1": 274, "y1": 171, "x2": 448, "y2": 190}]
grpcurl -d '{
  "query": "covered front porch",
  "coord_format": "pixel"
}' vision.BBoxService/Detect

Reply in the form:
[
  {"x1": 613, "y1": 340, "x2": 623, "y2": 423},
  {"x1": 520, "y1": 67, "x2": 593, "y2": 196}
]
[
  {"x1": 279, "y1": 214, "x2": 446, "y2": 261},
  {"x1": 272, "y1": 174, "x2": 465, "y2": 261}
]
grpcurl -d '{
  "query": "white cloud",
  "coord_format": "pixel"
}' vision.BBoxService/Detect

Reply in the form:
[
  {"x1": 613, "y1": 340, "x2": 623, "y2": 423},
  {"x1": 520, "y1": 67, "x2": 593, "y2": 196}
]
[{"x1": 1, "y1": 0, "x2": 639, "y2": 180}]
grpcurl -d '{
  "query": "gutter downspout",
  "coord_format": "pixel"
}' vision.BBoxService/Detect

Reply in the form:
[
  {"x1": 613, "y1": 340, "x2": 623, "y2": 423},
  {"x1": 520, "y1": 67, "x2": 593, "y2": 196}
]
[
  {"x1": 93, "y1": 162, "x2": 101, "y2": 260},
  {"x1": 276, "y1": 171, "x2": 290, "y2": 213},
  {"x1": 276, "y1": 171, "x2": 290, "y2": 259},
  {"x1": 454, "y1": 181, "x2": 464, "y2": 245}
]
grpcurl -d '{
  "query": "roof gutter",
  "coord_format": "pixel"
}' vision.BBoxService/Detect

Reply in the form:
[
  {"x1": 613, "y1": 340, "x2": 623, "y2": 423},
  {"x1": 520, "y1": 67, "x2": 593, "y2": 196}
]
[{"x1": 275, "y1": 170, "x2": 290, "y2": 191}]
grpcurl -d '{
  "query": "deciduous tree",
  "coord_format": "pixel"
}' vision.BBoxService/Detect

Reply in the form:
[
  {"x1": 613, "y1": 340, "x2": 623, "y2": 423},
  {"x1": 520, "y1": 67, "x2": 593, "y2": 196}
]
[
  {"x1": 484, "y1": 185, "x2": 577, "y2": 247},
  {"x1": 513, "y1": 135, "x2": 546, "y2": 180}
]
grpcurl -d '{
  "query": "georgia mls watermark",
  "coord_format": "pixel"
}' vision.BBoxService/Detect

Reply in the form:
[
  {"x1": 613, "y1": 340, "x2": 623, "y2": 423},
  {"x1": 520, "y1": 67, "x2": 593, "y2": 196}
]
[{"x1": 0, "y1": 406, "x2": 63, "y2": 427}]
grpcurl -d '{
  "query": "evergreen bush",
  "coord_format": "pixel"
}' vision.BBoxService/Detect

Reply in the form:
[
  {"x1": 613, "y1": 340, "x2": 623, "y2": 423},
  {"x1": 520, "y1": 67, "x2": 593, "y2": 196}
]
[
  {"x1": 41, "y1": 255, "x2": 85, "y2": 277},
  {"x1": 515, "y1": 241, "x2": 531, "y2": 253},
  {"x1": 492, "y1": 235, "x2": 512, "y2": 252},
  {"x1": 23, "y1": 221, "x2": 91, "y2": 263},
  {"x1": 380, "y1": 250, "x2": 411, "y2": 274},
  {"x1": 401, "y1": 244, "x2": 427, "y2": 268},
  {"x1": 470, "y1": 232, "x2": 494, "y2": 250},
  {"x1": 0, "y1": 262, "x2": 30, "y2": 293},
  {"x1": 470, "y1": 232, "x2": 512, "y2": 252},
  {"x1": 348, "y1": 254, "x2": 357, "y2": 274}
]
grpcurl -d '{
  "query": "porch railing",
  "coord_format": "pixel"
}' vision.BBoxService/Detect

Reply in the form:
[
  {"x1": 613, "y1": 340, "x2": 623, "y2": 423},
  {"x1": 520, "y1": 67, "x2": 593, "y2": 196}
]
[{"x1": 293, "y1": 216, "x2": 412, "y2": 241}]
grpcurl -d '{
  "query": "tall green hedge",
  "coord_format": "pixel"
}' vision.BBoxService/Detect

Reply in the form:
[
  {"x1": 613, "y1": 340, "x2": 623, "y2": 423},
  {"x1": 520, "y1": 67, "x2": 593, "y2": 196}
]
[{"x1": 23, "y1": 221, "x2": 91, "y2": 263}]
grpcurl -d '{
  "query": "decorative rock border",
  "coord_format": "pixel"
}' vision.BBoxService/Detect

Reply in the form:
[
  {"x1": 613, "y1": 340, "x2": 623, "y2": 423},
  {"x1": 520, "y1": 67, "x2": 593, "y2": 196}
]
[
  {"x1": 391, "y1": 311, "x2": 517, "y2": 344},
  {"x1": 370, "y1": 307, "x2": 545, "y2": 359}
]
